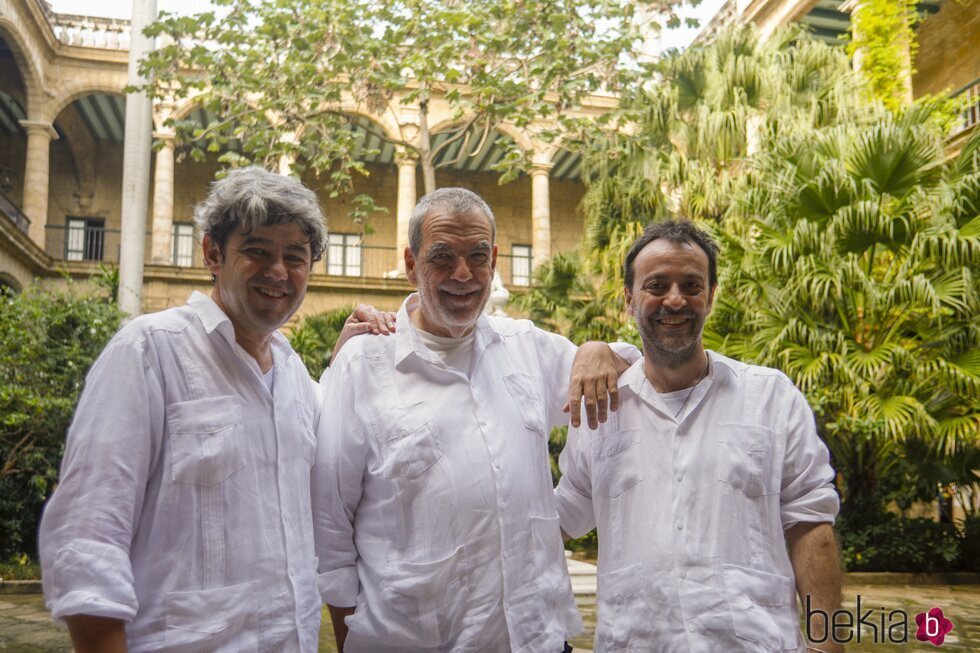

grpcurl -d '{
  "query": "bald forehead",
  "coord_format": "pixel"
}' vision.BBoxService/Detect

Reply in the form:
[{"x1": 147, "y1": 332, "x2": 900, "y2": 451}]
[{"x1": 421, "y1": 208, "x2": 494, "y2": 244}]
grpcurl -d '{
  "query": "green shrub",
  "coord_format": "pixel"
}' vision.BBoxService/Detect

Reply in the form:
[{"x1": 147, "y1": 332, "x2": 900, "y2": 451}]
[
  {"x1": 838, "y1": 516, "x2": 962, "y2": 572},
  {"x1": 957, "y1": 516, "x2": 980, "y2": 572},
  {"x1": 0, "y1": 282, "x2": 122, "y2": 559}
]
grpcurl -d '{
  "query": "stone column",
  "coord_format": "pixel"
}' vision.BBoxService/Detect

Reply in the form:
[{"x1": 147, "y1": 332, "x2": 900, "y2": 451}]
[
  {"x1": 530, "y1": 162, "x2": 553, "y2": 269},
  {"x1": 395, "y1": 151, "x2": 418, "y2": 275},
  {"x1": 19, "y1": 120, "x2": 58, "y2": 248},
  {"x1": 150, "y1": 132, "x2": 175, "y2": 263}
]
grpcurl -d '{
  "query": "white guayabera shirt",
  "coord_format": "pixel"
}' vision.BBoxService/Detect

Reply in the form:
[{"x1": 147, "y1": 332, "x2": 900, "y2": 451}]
[
  {"x1": 313, "y1": 293, "x2": 639, "y2": 653},
  {"x1": 556, "y1": 352, "x2": 840, "y2": 653},
  {"x1": 40, "y1": 292, "x2": 322, "y2": 653}
]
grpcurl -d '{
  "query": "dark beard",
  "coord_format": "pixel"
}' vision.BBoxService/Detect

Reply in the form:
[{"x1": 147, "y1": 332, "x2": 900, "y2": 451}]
[{"x1": 637, "y1": 308, "x2": 703, "y2": 369}]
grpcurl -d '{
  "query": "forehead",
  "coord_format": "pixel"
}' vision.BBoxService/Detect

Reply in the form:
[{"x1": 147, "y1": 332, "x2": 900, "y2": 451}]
[
  {"x1": 633, "y1": 239, "x2": 709, "y2": 279},
  {"x1": 420, "y1": 208, "x2": 493, "y2": 248},
  {"x1": 232, "y1": 221, "x2": 311, "y2": 249}
]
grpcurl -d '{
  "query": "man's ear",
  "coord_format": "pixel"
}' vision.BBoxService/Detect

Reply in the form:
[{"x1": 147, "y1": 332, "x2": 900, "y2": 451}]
[
  {"x1": 203, "y1": 235, "x2": 223, "y2": 276},
  {"x1": 707, "y1": 284, "x2": 717, "y2": 313},
  {"x1": 624, "y1": 284, "x2": 634, "y2": 314},
  {"x1": 405, "y1": 247, "x2": 417, "y2": 285},
  {"x1": 491, "y1": 244, "x2": 498, "y2": 272}
]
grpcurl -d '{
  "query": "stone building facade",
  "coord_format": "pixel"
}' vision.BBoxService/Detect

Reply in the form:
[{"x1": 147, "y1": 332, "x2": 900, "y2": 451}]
[{"x1": 0, "y1": 0, "x2": 601, "y2": 317}]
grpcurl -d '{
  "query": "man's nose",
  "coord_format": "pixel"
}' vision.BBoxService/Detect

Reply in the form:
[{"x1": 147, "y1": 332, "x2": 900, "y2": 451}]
[
  {"x1": 663, "y1": 284, "x2": 686, "y2": 309},
  {"x1": 450, "y1": 257, "x2": 473, "y2": 283},
  {"x1": 265, "y1": 256, "x2": 288, "y2": 281}
]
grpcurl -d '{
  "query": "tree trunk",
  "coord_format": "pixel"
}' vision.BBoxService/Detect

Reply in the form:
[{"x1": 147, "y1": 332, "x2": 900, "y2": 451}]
[{"x1": 419, "y1": 99, "x2": 436, "y2": 194}]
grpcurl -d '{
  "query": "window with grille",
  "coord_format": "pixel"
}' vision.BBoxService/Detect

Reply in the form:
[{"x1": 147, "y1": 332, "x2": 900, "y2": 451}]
[
  {"x1": 172, "y1": 223, "x2": 195, "y2": 267},
  {"x1": 65, "y1": 217, "x2": 105, "y2": 261},
  {"x1": 511, "y1": 244, "x2": 532, "y2": 286},
  {"x1": 326, "y1": 233, "x2": 362, "y2": 276}
]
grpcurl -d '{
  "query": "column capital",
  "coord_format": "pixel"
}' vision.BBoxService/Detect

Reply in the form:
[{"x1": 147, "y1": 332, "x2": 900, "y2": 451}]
[
  {"x1": 394, "y1": 149, "x2": 419, "y2": 167},
  {"x1": 530, "y1": 161, "x2": 554, "y2": 176},
  {"x1": 19, "y1": 120, "x2": 58, "y2": 140},
  {"x1": 153, "y1": 130, "x2": 176, "y2": 143}
]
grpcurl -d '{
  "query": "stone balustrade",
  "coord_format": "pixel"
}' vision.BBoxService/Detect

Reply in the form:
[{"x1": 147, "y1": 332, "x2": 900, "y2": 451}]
[{"x1": 50, "y1": 13, "x2": 131, "y2": 50}]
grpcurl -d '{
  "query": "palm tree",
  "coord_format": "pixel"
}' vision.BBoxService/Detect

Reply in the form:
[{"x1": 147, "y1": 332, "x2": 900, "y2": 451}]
[
  {"x1": 575, "y1": 25, "x2": 865, "y2": 302},
  {"x1": 715, "y1": 109, "x2": 980, "y2": 519}
]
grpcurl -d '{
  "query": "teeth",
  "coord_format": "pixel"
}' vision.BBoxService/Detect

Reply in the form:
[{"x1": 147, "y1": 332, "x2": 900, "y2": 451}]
[
  {"x1": 660, "y1": 318, "x2": 687, "y2": 325},
  {"x1": 256, "y1": 288, "x2": 285, "y2": 298}
]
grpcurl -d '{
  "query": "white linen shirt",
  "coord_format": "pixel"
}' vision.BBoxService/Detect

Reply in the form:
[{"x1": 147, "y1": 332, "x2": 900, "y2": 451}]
[
  {"x1": 39, "y1": 292, "x2": 322, "y2": 653},
  {"x1": 555, "y1": 352, "x2": 839, "y2": 653},
  {"x1": 313, "y1": 293, "x2": 585, "y2": 653}
]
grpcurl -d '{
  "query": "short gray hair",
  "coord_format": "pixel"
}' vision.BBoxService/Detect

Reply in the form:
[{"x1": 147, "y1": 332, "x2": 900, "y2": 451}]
[
  {"x1": 194, "y1": 166, "x2": 327, "y2": 262},
  {"x1": 408, "y1": 188, "x2": 496, "y2": 255}
]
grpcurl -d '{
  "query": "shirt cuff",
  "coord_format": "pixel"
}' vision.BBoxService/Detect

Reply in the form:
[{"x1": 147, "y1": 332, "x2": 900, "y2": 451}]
[
  {"x1": 781, "y1": 484, "x2": 840, "y2": 531},
  {"x1": 555, "y1": 483, "x2": 596, "y2": 540},
  {"x1": 45, "y1": 539, "x2": 138, "y2": 623},
  {"x1": 317, "y1": 565, "x2": 359, "y2": 607}
]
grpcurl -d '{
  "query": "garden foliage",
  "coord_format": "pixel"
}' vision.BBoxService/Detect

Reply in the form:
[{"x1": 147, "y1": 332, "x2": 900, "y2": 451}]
[{"x1": 0, "y1": 281, "x2": 122, "y2": 559}]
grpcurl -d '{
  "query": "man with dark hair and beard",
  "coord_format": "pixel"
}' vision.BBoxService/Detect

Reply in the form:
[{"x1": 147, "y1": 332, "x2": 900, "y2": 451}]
[{"x1": 555, "y1": 219, "x2": 844, "y2": 653}]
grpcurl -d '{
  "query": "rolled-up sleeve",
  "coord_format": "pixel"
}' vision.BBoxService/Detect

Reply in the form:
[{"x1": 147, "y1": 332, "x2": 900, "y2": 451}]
[
  {"x1": 312, "y1": 356, "x2": 366, "y2": 607},
  {"x1": 779, "y1": 381, "x2": 840, "y2": 530},
  {"x1": 39, "y1": 337, "x2": 161, "y2": 623},
  {"x1": 555, "y1": 424, "x2": 597, "y2": 539}
]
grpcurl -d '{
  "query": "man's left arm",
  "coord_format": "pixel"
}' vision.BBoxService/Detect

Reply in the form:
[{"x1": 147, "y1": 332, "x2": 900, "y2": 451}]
[
  {"x1": 777, "y1": 378, "x2": 843, "y2": 652},
  {"x1": 787, "y1": 522, "x2": 842, "y2": 652}
]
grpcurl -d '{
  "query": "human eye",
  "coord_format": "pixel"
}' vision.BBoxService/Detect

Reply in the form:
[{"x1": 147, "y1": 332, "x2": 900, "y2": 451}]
[
  {"x1": 429, "y1": 252, "x2": 452, "y2": 265},
  {"x1": 470, "y1": 252, "x2": 489, "y2": 264}
]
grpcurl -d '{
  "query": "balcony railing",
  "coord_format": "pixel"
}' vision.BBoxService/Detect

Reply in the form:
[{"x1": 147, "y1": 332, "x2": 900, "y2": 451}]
[
  {"x1": 45, "y1": 223, "x2": 123, "y2": 263},
  {"x1": 0, "y1": 191, "x2": 30, "y2": 234},
  {"x1": 952, "y1": 78, "x2": 980, "y2": 137},
  {"x1": 50, "y1": 13, "x2": 131, "y2": 50},
  {"x1": 36, "y1": 228, "x2": 536, "y2": 290}
]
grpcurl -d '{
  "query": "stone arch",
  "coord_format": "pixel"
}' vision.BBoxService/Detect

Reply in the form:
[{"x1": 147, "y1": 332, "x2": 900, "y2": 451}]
[
  {"x1": 48, "y1": 83, "x2": 127, "y2": 124},
  {"x1": 0, "y1": 271, "x2": 22, "y2": 294},
  {"x1": 0, "y1": 20, "x2": 43, "y2": 117}
]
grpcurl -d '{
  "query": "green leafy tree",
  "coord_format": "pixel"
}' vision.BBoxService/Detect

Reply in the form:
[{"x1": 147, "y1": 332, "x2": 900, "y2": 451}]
[
  {"x1": 0, "y1": 283, "x2": 123, "y2": 559},
  {"x1": 846, "y1": 0, "x2": 918, "y2": 112},
  {"x1": 141, "y1": 0, "x2": 685, "y2": 221}
]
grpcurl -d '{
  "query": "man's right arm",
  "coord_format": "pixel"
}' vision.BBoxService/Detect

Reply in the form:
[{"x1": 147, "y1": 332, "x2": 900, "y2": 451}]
[
  {"x1": 65, "y1": 615, "x2": 128, "y2": 653},
  {"x1": 39, "y1": 337, "x2": 161, "y2": 635},
  {"x1": 554, "y1": 423, "x2": 597, "y2": 540},
  {"x1": 312, "y1": 356, "x2": 368, "y2": 650},
  {"x1": 326, "y1": 605, "x2": 356, "y2": 651}
]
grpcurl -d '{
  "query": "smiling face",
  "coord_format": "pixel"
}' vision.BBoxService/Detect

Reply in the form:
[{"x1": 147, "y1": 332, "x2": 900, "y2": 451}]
[
  {"x1": 204, "y1": 221, "x2": 312, "y2": 343},
  {"x1": 625, "y1": 238, "x2": 715, "y2": 368},
  {"x1": 405, "y1": 207, "x2": 497, "y2": 337}
]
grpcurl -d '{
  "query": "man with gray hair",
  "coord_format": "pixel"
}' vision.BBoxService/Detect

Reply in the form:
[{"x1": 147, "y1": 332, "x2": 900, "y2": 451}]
[
  {"x1": 314, "y1": 187, "x2": 636, "y2": 652},
  {"x1": 39, "y1": 166, "x2": 389, "y2": 652}
]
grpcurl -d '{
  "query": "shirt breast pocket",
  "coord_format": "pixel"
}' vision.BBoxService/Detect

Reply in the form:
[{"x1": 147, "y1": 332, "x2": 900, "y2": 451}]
[
  {"x1": 591, "y1": 429, "x2": 643, "y2": 498},
  {"x1": 503, "y1": 372, "x2": 547, "y2": 436},
  {"x1": 167, "y1": 397, "x2": 246, "y2": 487},
  {"x1": 716, "y1": 423, "x2": 778, "y2": 497},
  {"x1": 371, "y1": 402, "x2": 442, "y2": 480}
]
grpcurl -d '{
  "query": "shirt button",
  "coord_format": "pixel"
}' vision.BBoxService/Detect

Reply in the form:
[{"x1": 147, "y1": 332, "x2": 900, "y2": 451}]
[
  {"x1": 687, "y1": 624, "x2": 695, "y2": 633},
  {"x1": 675, "y1": 523, "x2": 683, "y2": 531},
  {"x1": 675, "y1": 473, "x2": 683, "y2": 482}
]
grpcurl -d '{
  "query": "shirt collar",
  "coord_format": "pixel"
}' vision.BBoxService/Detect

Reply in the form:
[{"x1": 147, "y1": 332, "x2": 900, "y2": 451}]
[
  {"x1": 394, "y1": 293, "x2": 498, "y2": 368},
  {"x1": 187, "y1": 290, "x2": 292, "y2": 360},
  {"x1": 621, "y1": 349, "x2": 733, "y2": 415}
]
